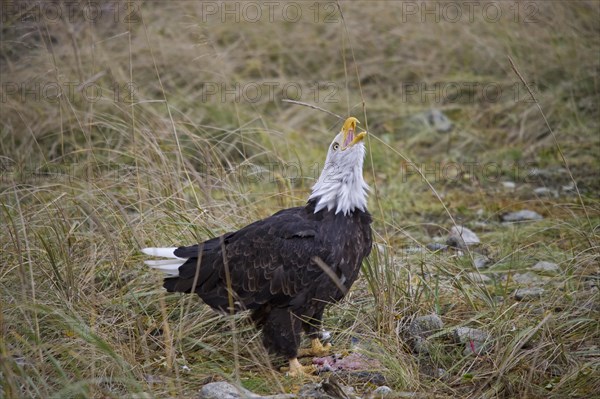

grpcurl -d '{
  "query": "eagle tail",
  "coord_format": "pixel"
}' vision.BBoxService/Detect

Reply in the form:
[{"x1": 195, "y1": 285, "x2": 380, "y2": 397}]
[{"x1": 142, "y1": 247, "x2": 187, "y2": 278}]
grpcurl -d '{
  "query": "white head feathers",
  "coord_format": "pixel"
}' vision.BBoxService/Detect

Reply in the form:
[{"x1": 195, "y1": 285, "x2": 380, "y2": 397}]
[{"x1": 309, "y1": 117, "x2": 369, "y2": 215}]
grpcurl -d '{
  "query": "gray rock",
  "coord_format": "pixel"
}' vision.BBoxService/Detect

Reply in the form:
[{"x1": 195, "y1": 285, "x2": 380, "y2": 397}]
[
  {"x1": 408, "y1": 314, "x2": 444, "y2": 338},
  {"x1": 436, "y1": 368, "x2": 449, "y2": 379},
  {"x1": 514, "y1": 287, "x2": 545, "y2": 301},
  {"x1": 198, "y1": 382, "x2": 295, "y2": 399},
  {"x1": 453, "y1": 327, "x2": 489, "y2": 344},
  {"x1": 474, "y1": 256, "x2": 492, "y2": 269},
  {"x1": 501, "y1": 210, "x2": 543, "y2": 222},
  {"x1": 298, "y1": 377, "x2": 358, "y2": 399},
  {"x1": 533, "y1": 187, "x2": 558, "y2": 197},
  {"x1": 426, "y1": 242, "x2": 448, "y2": 252},
  {"x1": 407, "y1": 314, "x2": 444, "y2": 355},
  {"x1": 453, "y1": 327, "x2": 491, "y2": 356},
  {"x1": 464, "y1": 272, "x2": 492, "y2": 284},
  {"x1": 512, "y1": 272, "x2": 543, "y2": 285},
  {"x1": 409, "y1": 109, "x2": 453, "y2": 133},
  {"x1": 502, "y1": 181, "x2": 516, "y2": 189},
  {"x1": 372, "y1": 386, "x2": 393, "y2": 397},
  {"x1": 463, "y1": 340, "x2": 489, "y2": 356},
  {"x1": 446, "y1": 226, "x2": 480, "y2": 249},
  {"x1": 531, "y1": 261, "x2": 560, "y2": 275}
]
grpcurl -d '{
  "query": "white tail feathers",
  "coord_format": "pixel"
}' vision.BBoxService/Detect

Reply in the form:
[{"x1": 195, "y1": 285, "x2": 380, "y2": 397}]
[
  {"x1": 142, "y1": 247, "x2": 181, "y2": 258},
  {"x1": 142, "y1": 247, "x2": 187, "y2": 278}
]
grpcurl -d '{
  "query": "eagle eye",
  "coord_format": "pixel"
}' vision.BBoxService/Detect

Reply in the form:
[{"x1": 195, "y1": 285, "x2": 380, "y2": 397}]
[{"x1": 332, "y1": 142, "x2": 340, "y2": 151}]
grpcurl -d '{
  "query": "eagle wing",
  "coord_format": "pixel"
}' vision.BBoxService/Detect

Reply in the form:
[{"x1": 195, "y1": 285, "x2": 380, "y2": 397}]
[{"x1": 164, "y1": 207, "x2": 341, "y2": 311}]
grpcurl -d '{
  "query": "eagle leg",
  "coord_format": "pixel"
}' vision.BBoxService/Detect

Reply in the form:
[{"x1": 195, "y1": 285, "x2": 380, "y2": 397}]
[
  {"x1": 281, "y1": 358, "x2": 317, "y2": 377},
  {"x1": 298, "y1": 338, "x2": 332, "y2": 357}
]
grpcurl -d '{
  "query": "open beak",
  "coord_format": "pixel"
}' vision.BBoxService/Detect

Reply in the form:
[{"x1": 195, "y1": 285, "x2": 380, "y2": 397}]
[{"x1": 341, "y1": 117, "x2": 366, "y2": 150}]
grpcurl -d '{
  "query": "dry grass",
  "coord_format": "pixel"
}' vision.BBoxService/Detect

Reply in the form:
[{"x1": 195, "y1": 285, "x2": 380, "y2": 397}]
[{"x1": 1, "y1": 1, "x2": 599, "y2": 398}]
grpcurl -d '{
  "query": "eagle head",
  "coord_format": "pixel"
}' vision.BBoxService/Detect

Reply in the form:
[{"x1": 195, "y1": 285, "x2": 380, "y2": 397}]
[{"x1": 309, "y1": 117, "x2": 369, "y2": 215}]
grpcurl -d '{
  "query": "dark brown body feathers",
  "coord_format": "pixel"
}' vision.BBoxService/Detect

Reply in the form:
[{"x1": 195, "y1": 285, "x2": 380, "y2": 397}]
[{"x1": 163, "y1": 199, "x2": 372, "y2": 359}]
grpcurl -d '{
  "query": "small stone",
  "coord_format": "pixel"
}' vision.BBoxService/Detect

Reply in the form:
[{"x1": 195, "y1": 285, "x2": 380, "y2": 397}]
[
  {"x1": 426, "y1": 243, "x2": 448, "y2": 252},
  {"x1": 409, "y1": 109, "x2": 453, "y2": 133},
  {"x1": 453, "y1": 327, "x2": 490, "y2": 356},
  {"x1": 198, "y1": 382, "x2": 256, "y2": 399},
  {"x1": 446, "y1": 226, "x2": 480, "y2": 249},
  {"x1": 501, "y1": 210, "x2": 543, "y2": 222},
  {"x1": 198, "y1": 382, "x2": 295, "y2": 399},
  {"x1": 463, "y1": 340, "x2": 489, "y2": 356},
  {"x1": 474, "y1": 256, "x2": 492, "y2": 269},
  {"x1": 514, "y1": 287, "x2": 544, "y2": 301},
  {"x1": 408, "y1": 314, "x2": 444, "y2": 338},
  {"x1": 407, "y1": 314, "x2": 444, "y2": 355},
  {"x1": 464, "y1": 272, "x2": 492, "y2": 284},
  {"x1": 373, "y1": 386, "x2": 393, "y2": 397},
  {"x1": 502, "y1": 181, "x2": 516, "y2": 189},
  {"x1": 533, "y1": 187, "x2": 557, "y2": 197},
  {"x1": 531, "y1": 261, "x2": 560, "y2": 275},
  {"x1": 299, "y1": 378, "x2": 357, "y2": 399},
  {"x1": 453, "y1": 327, "x2": 489, "y2": 344},
  {"x1": 513, "y1": 272, "x2": 542, "y2": 285}
]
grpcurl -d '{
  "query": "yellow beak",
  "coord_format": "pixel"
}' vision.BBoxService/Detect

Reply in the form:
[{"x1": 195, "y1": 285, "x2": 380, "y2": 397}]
[{"x1": 341, "y1": 117, "x2": 366, "y2": 150}]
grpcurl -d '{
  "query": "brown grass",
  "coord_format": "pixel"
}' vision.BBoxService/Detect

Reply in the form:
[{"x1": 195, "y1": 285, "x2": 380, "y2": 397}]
[{"x1": 1, "y1": 1, "x2": 599, "y2": 398}]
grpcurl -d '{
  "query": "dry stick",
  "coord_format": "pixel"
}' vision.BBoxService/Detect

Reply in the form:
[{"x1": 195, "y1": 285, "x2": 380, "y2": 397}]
[
  {"x1": 137, "y1": 10, "x2": 180, "y2": 387},
  {"x1": 281, "y1": 99, "x2": 343, "y2": 120},
  {"x1": 220, "y1": 236, "x2": 241, "y2": 384},
  {"x1": 508, "y1": 56, "x2": 592, "y2": 231}
]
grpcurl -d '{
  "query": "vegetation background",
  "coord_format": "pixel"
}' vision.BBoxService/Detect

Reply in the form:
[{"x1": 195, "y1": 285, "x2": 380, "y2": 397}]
[{"x1": 1, "y1": 1, "x2": 598, "y2": 398}]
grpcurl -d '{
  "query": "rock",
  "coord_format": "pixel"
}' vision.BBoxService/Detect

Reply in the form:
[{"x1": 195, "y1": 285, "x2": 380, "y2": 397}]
[
  {"x1": 453, "y1": 327, "x2": 491, "y2": 356},
  {"x1": 298, "y1": 377, "x2": 358, "y2": 399},
  {"x1": 501, "y1": 210, "x2": 543, "y2": 222},
  {"x1": 502, "y1": 181, "x2": 516, "y2": 189},
  {"x1": 514, "y1": 287, "x2": 545, "y2": 301},
  {"x1": 446, "y1": 226, "x2": 480, "y2": 249},
  {"x1": 406, "y1": 314, "x2": 444, "y2": 355},
  {"x1": 531, "y1": 261, "x2": 560, "y2": 275},
  {"x1": 464, "y1": 272, "x2": 492, "y2": 284},
  {"x1": 409, "y1": 109, "x2": 453, "y2": 133},
  {"x1": 474, "y1": 256, "x2": 492, "y2": 269},
  {"x1": 198, "y1": 381, "x2": 296, "y2": 399},
  {"x1": 453, "y1": 327, "x2": 489, "y2": 344},
  {"x1": 533, "y1": 187, "x2": 558, "y2": 197},
  {"x1": 408, "y1": 314, "x2": 444, "y2": 337},
  {"x1": 372, "y1": 386, "x2": 393, "y2": 397},
  {"x1": 463, "y1": 340, "x2": 489, "y2": 356},
  {"x1": 319, "y1": 330, "x2": 332, "y2": 342},
  {"x1": 512, "y1": 272, "x2": 543, "y2": 285},
  {"x1": 436, "y1": 368, "x2": 449, "y2": 379},
  {"x1": 426, "y1": 243, "x2": 448, "y2": 252}
]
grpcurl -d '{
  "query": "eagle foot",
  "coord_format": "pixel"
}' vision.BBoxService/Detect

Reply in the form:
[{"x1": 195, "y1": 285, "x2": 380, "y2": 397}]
[
  {"x1": 298, "y1": 338, "x2": 332, "y2": 357},
  {"x1": 281, "y1": 358, "x2": 318, "y2": 378}
]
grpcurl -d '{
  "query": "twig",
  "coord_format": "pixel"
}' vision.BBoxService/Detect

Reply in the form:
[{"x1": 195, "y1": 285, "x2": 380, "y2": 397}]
[{"x1": 281, "y1": 99, "x2": 343, "y2": 120}]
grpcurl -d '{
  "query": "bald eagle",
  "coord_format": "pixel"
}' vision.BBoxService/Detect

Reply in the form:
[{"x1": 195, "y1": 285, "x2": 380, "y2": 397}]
[{"x1": 143, "y1": 117, "x2": 372, "y2": 376}]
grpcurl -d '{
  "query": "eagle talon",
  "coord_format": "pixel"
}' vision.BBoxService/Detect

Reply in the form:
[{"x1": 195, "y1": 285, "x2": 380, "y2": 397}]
[
  {"x1": 298, "y1": 338, "x2": 332, "y2": 357},
  {"x1": 281, "y1": 358, "x2": 318, "y2": 378}
]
